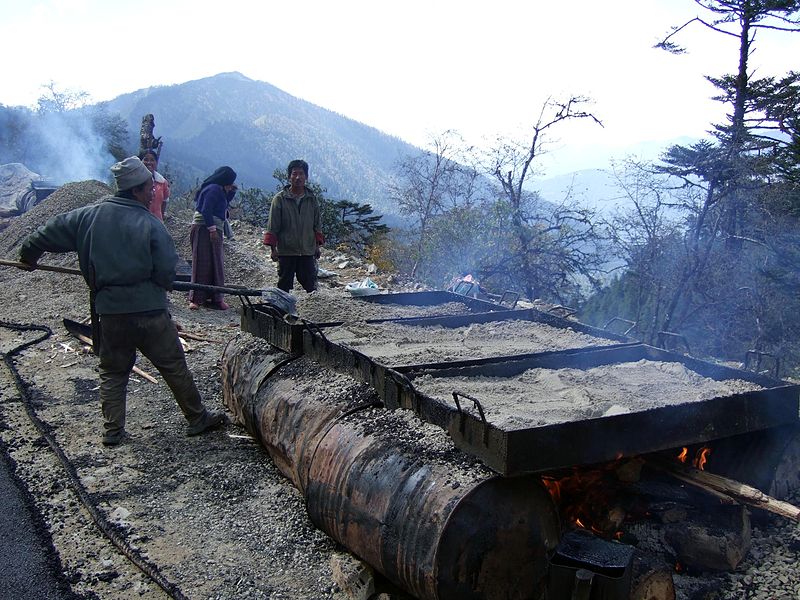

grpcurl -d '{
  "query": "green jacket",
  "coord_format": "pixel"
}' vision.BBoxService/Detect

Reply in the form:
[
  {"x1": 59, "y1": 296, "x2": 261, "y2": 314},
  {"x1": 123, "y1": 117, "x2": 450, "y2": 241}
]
[
  {"x1": 19, "y1": 195, "x2": 178, "y2": 314},
  {"x1": 264, "y1": 187, "x2": 323, "y2": 256}
]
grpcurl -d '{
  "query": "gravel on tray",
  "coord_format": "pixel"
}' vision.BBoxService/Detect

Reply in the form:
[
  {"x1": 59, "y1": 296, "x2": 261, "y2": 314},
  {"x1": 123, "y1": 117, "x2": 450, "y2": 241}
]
[
  {"x1": 411, "y1": 359, "x2": 765, "y2": 429},
  {"x1": 294, "y1": 287, "x2": 473, "y2": 323},
  {"x1": 325, "y1": 318, "x2": 616, "y2": 366}
]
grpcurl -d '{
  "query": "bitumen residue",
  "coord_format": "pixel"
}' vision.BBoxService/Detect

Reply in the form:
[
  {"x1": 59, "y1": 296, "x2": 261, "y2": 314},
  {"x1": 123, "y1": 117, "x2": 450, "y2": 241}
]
[{"x1": 0, "y1": 443, "x2": 83, "y2": 599}]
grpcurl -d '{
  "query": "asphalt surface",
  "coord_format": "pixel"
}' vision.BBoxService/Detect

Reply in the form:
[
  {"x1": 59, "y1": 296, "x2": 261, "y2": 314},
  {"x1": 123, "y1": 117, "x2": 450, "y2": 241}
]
[{"x1": 0, "y1": 443, "x2": 81, "y2": 600}]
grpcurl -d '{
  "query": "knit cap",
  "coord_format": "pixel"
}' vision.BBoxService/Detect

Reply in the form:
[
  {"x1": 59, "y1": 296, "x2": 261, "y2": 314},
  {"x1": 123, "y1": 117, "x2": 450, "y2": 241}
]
[{"x1": 111, "y1": 156, "x2": 153, "y2": 192}]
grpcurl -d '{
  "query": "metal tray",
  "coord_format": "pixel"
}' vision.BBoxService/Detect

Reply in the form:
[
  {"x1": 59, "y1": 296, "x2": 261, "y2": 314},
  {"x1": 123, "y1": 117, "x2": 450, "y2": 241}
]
[
  {"x1": 240, "y1": 304, "x2": 306, "y2": 355},
  {"x1": 355, "y1": 290, "x2": 504, "y2": 313},
  {"x1": 302, "y1": 307, "x2": 634, "y2": 371},
  {"x1": 241, "y1": 291, "x2": 513, "y2": 354},
  {"x1": 378, "y1": 344, "x2": 799, "y2": 475}
]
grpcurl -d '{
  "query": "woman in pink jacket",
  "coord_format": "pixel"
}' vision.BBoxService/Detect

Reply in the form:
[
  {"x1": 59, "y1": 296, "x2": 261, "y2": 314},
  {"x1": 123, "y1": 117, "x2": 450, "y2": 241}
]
[{"x1": 139, "y1": 149, "x2": 170, "y2": 221}]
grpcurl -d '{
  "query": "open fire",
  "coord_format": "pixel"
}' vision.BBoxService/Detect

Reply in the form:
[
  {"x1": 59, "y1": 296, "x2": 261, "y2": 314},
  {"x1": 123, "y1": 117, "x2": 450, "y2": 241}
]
[
  {"x1": 539, "y1": 449, "x2": 709, "y2": 536},
  {"x1": 538, "y1": 438, "x2": 800, "y2": 599},
  {"x1": 677, "y1": 445, "x2": 711, "y2": 470}
]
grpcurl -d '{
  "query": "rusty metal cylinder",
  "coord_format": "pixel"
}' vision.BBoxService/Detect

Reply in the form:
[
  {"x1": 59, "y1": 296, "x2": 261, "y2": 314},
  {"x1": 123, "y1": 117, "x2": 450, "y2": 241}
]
[
  {"x1": 222, "y1": 334, "x2": 375, "y2": 492},
  {"x1": 222, "y1": 334, "x2": 561, "y2": 599}
]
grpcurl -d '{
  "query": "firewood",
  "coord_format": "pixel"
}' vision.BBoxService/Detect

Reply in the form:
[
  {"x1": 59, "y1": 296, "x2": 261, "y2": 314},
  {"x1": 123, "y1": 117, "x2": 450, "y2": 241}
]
[
  {"x1": 178, "y1": 331, "x2": 222, "y2": 343},
  {"x1": 330, "y1": 552, "x2": 375, "y2": 600},
  {"x1": 664, "y1": 505, "x2": 750, "y2": 571},
  {"x1": 616, "y1": 458, "x2": 644, "y2": 483},
  {"x1": 131, "y1": 367, "x2": 158, "y2": 384},
  {"x1": 649, "y1": 458, "x2": 800, "y2": 522},
  {"x1": 630, "y1": 553, "x2": 675, "y2": 600},
  {"x1": 179, "y1": 337, "x2": 193, "y2": 353},
  {"x1": 73, "y1": 332, "x2": 158, "y2": 384}
]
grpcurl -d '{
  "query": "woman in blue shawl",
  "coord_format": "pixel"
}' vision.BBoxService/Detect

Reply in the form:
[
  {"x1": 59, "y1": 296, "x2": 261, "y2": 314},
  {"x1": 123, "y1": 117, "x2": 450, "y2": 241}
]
[{"x1": 188, "y1": 166, "x2": 237, "y2": 310}]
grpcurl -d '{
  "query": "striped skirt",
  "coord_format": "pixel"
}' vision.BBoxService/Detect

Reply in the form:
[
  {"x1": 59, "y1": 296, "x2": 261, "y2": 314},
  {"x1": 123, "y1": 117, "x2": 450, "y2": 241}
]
[{"x1": 189, "y1": 224, "x2": 225, "y2": 305}]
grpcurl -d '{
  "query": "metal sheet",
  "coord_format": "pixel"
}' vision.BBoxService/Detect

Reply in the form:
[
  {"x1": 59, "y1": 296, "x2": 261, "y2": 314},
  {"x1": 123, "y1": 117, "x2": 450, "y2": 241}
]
[
  {"x1": 361, "y1": 308, "x2": 631, "y2": 342},
  {"x1": 241, "y1": 290, "x2": 512, "y2": 353},
  {"x1": 301, "y1": 308, "x2": 635, "y2": 372},
  {"x1": 240, "y1": 304, "x2": 307, "y2": 354}
]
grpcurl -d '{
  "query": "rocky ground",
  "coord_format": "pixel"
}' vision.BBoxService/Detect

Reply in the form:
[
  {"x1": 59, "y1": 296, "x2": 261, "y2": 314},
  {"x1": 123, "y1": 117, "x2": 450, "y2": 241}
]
[{"x1": 0, "y1": 181, "x2": 799, "y2": 600}]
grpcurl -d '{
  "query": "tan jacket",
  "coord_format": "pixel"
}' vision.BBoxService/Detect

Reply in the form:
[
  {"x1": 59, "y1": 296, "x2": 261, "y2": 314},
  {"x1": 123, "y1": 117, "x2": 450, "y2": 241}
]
[{"x1": 264, "y1": 187, "x2": 323, "y2": 256}]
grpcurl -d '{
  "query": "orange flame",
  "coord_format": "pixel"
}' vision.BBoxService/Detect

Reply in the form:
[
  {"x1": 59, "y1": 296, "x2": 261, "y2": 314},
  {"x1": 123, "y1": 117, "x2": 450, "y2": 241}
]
[
  {"x1": 541, "y1": 477, "x2": 561, "y2": 502},
  {"x1": 694, "y1": 447, "x2": 711, "y2": 471},
  {"x1": 677, "y1": 447, "x2": 689, "y2": 462},
  {"x1": 541, "y1": 465, "x2": 625, "y2": 538}
]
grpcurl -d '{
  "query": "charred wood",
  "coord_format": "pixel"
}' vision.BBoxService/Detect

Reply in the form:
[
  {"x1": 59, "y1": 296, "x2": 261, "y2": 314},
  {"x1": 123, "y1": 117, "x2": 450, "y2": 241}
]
[
  {"x1": 630, "y1": 552, "x2": 675, "y2": 600},
  {"x1": 649, "y1": 458, "x2": 800, "y2": 522},
  {"x1": 663, "y1": 505, "x2": 750, "y2": 572}
]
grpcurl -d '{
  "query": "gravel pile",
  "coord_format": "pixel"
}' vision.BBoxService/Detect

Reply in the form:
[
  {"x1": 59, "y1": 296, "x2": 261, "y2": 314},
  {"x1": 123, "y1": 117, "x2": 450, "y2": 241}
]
[{"x1": 0, "y1": 181, "x2": 799, "y2": 600}]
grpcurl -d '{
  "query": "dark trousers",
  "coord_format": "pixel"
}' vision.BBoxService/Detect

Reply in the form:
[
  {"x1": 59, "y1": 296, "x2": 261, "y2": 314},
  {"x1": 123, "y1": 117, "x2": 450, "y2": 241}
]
[
  {"x1": 98, "y1": 311, "x2": 207, "y2": 435},
  {"x1": 277, "y1": 255, "x2": 317, "y2": 293}
]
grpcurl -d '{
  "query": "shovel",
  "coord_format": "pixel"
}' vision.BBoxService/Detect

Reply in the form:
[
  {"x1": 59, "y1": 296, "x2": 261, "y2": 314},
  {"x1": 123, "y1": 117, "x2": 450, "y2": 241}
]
[{"x1": 0, "y1": 258, "x2": 267, "y2": 298}]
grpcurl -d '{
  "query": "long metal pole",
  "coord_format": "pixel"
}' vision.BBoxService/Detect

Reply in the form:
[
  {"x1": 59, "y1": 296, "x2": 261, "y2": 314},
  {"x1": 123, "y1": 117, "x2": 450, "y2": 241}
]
[{"x1": 0, "y1": 259, "x2": 265, "y2": 297}]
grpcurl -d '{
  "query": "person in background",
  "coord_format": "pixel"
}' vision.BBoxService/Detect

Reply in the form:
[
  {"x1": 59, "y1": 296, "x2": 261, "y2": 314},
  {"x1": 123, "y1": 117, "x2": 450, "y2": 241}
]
[
  {"x1": 18, "y1": 156, "x2": 226, "y2": 446},
  {"x1": 263, "y1": 159, "x2": 324, "y2": 293},
  {"x1": 138, "y1": 148, "x2": 170, "y2": 221},
  {"x1": 189, "y1": 166, "x2": 237, "y2": 310}
]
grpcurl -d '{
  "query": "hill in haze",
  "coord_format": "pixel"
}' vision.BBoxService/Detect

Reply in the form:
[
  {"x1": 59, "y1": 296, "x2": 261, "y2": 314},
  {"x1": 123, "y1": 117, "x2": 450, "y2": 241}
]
[
  {"x1": 102, "y1": 72, "x2": 417, "y2": 216},
  {"x1": 534, "y1": 169, "x2": 623, "y2": 214},
  {"x1": 4, "y1": 71, "x2": 691, "y2": 222}
]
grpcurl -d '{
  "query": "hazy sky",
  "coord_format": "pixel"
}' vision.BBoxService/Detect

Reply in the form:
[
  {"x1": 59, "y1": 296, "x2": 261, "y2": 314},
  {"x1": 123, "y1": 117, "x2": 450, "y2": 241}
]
[{"x1": 1, "y1": 0, "x2": 798, "y2": 175}]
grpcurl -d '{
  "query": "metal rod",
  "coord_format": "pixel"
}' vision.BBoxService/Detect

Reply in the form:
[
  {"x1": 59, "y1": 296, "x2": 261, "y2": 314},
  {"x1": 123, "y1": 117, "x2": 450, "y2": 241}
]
[{"x1": 0, "y1": 259, "x2": 264, "y2": 297}]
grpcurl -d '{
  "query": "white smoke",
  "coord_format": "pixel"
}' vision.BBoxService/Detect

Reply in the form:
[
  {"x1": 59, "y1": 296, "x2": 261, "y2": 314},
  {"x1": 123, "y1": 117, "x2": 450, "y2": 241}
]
[
  {"x1": 0, "y1": 103, "x2": 120, "y2": 186},
  {"x1": 29, "y1": 110, "x2": 116, "y2": 185}
]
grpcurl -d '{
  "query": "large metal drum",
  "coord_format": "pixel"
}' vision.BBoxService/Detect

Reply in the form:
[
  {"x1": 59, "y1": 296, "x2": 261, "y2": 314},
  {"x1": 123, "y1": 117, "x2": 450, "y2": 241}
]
[{"x1": 222, "y1": 334, "x2": 561, "y2": 599}]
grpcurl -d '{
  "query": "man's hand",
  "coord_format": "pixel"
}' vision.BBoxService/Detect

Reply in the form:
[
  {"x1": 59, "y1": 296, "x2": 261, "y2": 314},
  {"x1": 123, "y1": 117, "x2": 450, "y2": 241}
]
[
  {"x1": 209, "y1": 229, "x2": 220, "y2": 243},
  {"x1": 314, "y1": 245, "x2": 321, "y2": 259},
  {"x1": 270, "y1": 246, "x2": 278, "y2": 262}
]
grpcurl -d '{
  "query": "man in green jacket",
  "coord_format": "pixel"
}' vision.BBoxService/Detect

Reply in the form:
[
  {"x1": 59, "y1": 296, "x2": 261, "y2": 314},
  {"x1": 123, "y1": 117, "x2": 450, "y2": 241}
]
[
  {"x1": 19, "y1": 156, "x2": 226, "y2": 446},
  {"x1": 263, "y1": 159, "x2": 324, "y2": 292}
]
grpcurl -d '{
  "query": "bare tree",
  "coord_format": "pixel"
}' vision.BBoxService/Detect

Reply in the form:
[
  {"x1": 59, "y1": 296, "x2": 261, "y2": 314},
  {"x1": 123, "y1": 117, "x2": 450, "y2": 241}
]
[
  {"x1": 478, "y1": 97, "x2": 605, "y2": 302},
  {"x1": 604, "y1": 159, "x2": 687, "y2": 342},
  {"x1": 388, "y1": 131, "x2": 481, "y2": 277},
  {"x1": 36, "y1": 81, "x2": 89, "y2": 114}
]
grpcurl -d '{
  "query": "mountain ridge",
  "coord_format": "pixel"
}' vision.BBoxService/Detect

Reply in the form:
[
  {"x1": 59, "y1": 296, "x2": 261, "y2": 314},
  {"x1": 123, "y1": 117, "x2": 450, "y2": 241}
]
[{"x1": 101, "y1": 72, "x2": 417, "y2": 215}]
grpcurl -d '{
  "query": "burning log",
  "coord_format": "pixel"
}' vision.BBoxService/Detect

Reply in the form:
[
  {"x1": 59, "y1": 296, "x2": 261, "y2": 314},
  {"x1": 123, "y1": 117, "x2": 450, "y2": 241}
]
[{"x1": 648, "y1": 457, "x2": 800, "y2": 522}]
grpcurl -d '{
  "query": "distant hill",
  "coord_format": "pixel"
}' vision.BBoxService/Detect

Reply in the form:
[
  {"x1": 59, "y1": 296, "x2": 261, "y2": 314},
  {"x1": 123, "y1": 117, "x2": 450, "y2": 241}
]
[
  {"x1": 101, "y1": 72, "x2": 418, "y2": 216},
  {"x1": 533, "y1": 169, "x2": 623, "y2": 214}
]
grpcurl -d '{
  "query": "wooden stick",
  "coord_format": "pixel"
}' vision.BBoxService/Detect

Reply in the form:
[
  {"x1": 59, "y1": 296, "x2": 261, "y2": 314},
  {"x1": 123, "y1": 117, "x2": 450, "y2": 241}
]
[
  {"x1": 649, "y1": 458, "x2": 800, "y2": 522},
  {"x1": 0, "y1": 258, "x2": 82, "y2": 275},
  {"x1": 73, "y1": 332, "x2": 158, "y2": 384},
  {"x1": 178, "y1": 331, "x2": 222, "y2": 343},
  {"x1": 131, "y1": 366, "x2": 158, "y2": 384}
]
